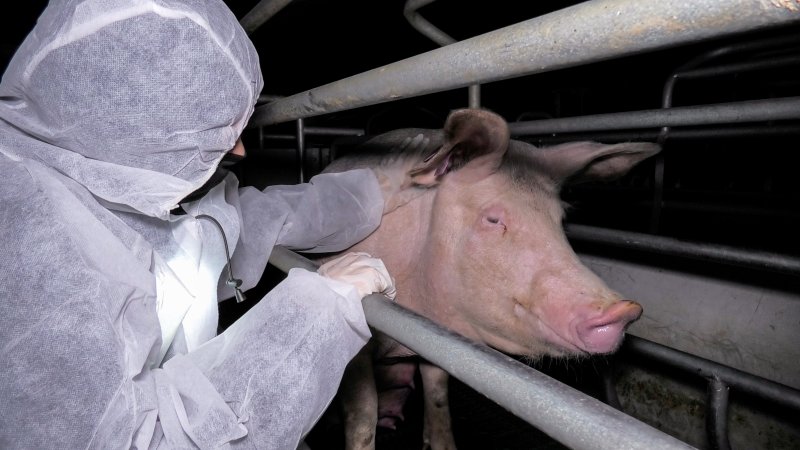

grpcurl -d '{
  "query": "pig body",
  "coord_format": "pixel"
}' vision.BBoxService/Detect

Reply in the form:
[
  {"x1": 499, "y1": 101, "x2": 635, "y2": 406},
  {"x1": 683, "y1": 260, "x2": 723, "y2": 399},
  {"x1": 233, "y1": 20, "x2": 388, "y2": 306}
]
[{"x1": 321, "y1": 109, "x2": 659, "y2": 450}]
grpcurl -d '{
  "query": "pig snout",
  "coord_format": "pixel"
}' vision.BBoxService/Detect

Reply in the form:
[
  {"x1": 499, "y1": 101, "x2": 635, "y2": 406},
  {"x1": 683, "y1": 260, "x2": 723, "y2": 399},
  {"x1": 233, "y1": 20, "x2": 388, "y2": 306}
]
[{"x1": 574, "y1": 300, "x2": 642, "y2": 353}]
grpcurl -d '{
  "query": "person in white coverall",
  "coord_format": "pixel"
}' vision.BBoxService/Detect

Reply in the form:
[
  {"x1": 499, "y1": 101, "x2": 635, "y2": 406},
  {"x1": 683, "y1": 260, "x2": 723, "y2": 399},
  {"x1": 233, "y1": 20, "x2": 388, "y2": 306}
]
[{"x1": 0, "y1": 0, "x2": 396, "y2": 448}]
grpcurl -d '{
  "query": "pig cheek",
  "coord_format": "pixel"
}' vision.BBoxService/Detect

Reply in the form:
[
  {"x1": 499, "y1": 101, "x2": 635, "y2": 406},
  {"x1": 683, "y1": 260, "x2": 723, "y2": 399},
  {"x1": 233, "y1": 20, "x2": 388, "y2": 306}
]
[
  {"x1": 506, "y1": 249, "x2": 591, "y2": 356},
  {"x1": 508, "y1": 252, "x2": 565, "y2": 353},
  {"x1": 461, "y1": 229, "x2": 543, "y2": 351}
]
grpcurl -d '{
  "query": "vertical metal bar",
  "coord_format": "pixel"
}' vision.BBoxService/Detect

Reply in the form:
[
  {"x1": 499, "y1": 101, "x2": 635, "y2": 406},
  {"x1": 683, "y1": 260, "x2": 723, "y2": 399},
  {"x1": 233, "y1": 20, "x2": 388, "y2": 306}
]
[
  {"x1": 601, "y1": 360, "x2": 623, "y2": 410},
  {"x1": 296, "y1": 118, "x2": 305, "y2": 183},
  {"x1": 706, "y1": 377, "x2": 731, "y2": 450},
  {"x1": 649, "y1": 148, "x2": 666, "y2": 234},
  {"x1": 468, "y1": 84, "x2": 481, "y2": 109},
  {"x1": 649, "y1": 35, "x2": 800, "y2": 233},
  {"x1": 651, "y1": 68, "x2": 678, "y2": 234},
  {"x1": 404, "y1": 0, "x2": 481, "y2": 108}
]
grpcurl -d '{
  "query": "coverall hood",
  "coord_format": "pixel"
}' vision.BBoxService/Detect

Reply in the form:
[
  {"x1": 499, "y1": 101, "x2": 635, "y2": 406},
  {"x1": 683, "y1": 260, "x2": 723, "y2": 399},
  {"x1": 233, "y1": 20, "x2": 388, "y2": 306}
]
[{"x1": 0, "y1": 0, "x2": 263, "y2": 218}]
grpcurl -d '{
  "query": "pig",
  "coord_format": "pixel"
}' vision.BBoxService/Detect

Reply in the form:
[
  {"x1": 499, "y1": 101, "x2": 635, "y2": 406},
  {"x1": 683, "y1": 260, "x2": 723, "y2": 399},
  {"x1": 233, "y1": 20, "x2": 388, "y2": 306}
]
[{"x1": 319, "y1": 108, "x2": 660, "y2": 450}]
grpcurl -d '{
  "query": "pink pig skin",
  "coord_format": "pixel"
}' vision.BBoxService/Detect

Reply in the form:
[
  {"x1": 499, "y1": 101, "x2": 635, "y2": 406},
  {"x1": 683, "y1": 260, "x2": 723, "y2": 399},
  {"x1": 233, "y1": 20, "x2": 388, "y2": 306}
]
[{"x1": 323, "y1": 108, "x2": 659, "y2": 450}]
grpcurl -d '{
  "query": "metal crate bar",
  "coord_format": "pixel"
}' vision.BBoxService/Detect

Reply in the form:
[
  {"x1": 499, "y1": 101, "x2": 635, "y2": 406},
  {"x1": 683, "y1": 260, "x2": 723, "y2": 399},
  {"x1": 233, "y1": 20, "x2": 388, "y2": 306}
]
[
  {"x1": 249, "y1": 0, "x2": 800, "y2": 127},
  {"x1": 404, "y1": 0, "x2": 482, "y2": 108},
  {"x1": 565, "y1": 224, "x2": 800, "y2": 276},
  {"x1": 239, "y1": 0, "x2": 294, "y2": 35},
  {"x1": 623, "y1": 335, "x2": 800, "y2": 412},
  {"x1": 524, "y1": 124, "x2": 800, "y2": 144},
  {"x1": 616, "y1": 335, "x2": 800, "y2": 450},
  {"x1": 267, "y1": 246, "x2": 696, "y2": 450},
  {"x1": 507, "y1": 97, "x2": 800, "y2": 136},
  {"x1": 706, "y1": 377, "x2": 732, "y2": 450}
]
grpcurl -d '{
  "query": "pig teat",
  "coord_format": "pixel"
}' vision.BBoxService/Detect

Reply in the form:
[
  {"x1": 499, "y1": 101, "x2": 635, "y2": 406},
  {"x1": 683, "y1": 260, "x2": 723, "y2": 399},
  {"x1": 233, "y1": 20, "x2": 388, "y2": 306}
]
[{"x1": 574, "y1": 300, "x2": 642, "y2": 354}]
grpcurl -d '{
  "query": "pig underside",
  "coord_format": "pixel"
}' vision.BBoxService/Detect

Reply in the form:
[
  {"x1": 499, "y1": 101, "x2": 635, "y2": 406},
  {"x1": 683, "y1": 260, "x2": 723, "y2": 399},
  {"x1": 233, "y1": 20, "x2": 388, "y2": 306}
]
[{"x1": 316, "y1": 108, "x2": 659, "y2": 450}]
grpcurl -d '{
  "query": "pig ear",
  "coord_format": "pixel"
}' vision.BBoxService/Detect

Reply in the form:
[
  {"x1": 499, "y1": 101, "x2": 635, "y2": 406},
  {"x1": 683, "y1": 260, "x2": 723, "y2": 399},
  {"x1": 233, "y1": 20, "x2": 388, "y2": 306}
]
[
  {"x1": 532, "y1": 141, "x2": 661, "y2": 186},
  {"x1": 407, "y1": 108, "x2": 509, "y2": 186}
]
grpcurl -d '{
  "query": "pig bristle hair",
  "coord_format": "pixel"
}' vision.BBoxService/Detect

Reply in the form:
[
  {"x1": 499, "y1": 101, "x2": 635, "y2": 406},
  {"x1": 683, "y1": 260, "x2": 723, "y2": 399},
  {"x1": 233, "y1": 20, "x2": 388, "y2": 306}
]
[
  {"x1": 326, "y1": 129, "x2": 444, "y2": 173},
  {"x1": 498, "y1": 142, "x2": 560, "y2": 198}
]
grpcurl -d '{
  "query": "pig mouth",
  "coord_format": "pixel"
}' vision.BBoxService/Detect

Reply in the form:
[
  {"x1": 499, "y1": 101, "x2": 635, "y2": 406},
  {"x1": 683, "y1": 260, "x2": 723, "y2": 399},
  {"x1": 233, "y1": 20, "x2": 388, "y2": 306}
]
[
  {"x1": 513, "y1": 300, "x2": 642, "y2": 356},
  {"x1": 573, "y1": 300, "x2": 643, "y2": 354}
]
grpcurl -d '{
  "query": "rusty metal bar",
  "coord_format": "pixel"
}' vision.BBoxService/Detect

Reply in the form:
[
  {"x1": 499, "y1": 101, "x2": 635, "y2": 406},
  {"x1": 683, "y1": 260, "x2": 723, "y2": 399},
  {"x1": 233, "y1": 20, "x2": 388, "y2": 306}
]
[{"x1": 249, "y1": 0, "x2": 800, "y2": 126}]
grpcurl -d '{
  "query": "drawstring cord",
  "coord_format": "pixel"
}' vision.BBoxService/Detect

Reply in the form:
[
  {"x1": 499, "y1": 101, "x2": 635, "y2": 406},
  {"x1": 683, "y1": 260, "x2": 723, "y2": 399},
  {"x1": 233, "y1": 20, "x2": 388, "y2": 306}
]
[{"x1": 195, "y1": 214, "x2": 247, "y2": 303}]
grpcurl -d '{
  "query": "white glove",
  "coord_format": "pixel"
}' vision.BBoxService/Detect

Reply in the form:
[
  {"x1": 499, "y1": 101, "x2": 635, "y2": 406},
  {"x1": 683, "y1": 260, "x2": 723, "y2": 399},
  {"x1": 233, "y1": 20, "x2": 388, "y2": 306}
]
[{"x1": 318, "y1": 252, "x2": 397, "y2": 301}]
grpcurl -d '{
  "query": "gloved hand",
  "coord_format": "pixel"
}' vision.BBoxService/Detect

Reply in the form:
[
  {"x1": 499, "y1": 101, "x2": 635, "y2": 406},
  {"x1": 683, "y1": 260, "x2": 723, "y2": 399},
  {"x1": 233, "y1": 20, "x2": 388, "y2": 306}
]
[{"x1": 318, "y1": 252, "x2": 397, "y2": 301}]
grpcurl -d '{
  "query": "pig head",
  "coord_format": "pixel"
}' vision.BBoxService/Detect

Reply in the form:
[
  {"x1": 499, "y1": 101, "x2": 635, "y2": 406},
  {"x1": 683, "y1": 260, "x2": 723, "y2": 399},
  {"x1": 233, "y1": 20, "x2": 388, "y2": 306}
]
[{"x1": 323, "y1": 108, "x2": 660, "y2": 449}]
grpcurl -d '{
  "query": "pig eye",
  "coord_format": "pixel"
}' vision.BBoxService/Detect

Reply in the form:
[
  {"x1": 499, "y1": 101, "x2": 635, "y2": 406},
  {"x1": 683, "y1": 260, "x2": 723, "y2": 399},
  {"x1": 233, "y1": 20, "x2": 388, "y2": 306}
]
[{"x1": 483, "y1": 216, "x2": 507, "y2": 231}]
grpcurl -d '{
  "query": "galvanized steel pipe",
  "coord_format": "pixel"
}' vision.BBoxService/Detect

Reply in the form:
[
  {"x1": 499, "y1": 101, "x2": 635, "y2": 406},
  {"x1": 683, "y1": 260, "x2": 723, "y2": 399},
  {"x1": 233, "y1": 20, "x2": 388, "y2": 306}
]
[
  {"x1": 624, "y1": 335, "x2": 800, "y2": 412},
  {"x1": 508, "y1": 97, "x2": 800, "y2": 135},
  {"x1": 249, "y1": 0, "x2": 800, "y2": 126},
  {"x1": 403, "y1": 0, "x2": 482, "y2": 108},
  {"x1": 526, "y1": 124, "x2": 800, "y2": 143},
  {"x1": 706, "y1": 377, "x2": 732, "y2": 450},
  {"x1": 240, "y1": 0, "x2": 294, "y2": 35},
  {"x1": 267, "y1": 246, "x2": 696, "y2": 450},
  {"x1": 565, "y1": 224, "x2": 800, "y2": 276}
]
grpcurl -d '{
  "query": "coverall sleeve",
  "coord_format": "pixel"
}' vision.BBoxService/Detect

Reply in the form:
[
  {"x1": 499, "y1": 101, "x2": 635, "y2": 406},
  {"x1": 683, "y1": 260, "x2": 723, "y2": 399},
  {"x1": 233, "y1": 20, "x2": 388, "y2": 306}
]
[
  {"x1": 157, "y1": 268, "x2": 371, "y2": 449},
  {"x1": 218, "y1": 168, "x2": 384, "y2": 299}
]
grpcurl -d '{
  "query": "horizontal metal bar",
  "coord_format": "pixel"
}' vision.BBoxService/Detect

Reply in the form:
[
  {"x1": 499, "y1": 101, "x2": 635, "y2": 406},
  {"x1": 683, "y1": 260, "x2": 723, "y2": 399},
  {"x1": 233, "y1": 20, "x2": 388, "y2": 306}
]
[
  {"x1": 239, "y1": 0, "x2": 294, "y2": 35},
  {"x1": 260, "y1": 126, "x2": 365, "y2": 142},
  {"x1": 524, "y1": 124, "x2": 800, "y2": 143},
  {"x1": 508, "y1": 97, "x2": 800, "y2": 135},
  {"x1": 268, "y1": 247, "x2": 695, "y2": 450},
  {"x1": 676, "y1": 54, "x2": 800, "y2": 80},
  {"x1": 639, "y1": 201, "x2": 800, "y2": 220},
  {"x1": 249, "y1": 0, "x2": 800, "y2": 126},
  {"x1": 565, "y1": 224, "x2": 800, "y2": 276},
  {"x1": 624, "y1": 335, "x2": 800, "y2": 412}
]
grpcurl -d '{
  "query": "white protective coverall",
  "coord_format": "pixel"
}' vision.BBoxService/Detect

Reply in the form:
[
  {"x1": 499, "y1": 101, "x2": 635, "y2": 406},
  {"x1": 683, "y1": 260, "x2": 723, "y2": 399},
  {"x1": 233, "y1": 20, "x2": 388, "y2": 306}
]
[{"x1": 0, "y1": 0, "x2": 390, "y2": 448}]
